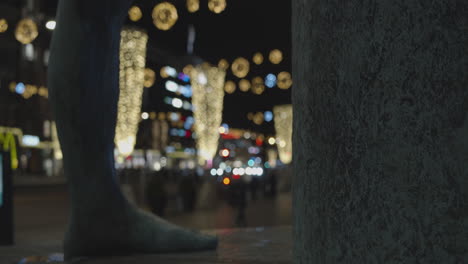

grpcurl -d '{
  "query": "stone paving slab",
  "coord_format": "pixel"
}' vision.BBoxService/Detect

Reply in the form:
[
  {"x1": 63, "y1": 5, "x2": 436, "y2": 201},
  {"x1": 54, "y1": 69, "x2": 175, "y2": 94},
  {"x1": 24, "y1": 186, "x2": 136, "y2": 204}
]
[{"x1": 0, "y1": 226, "x2": 292, "y2": 264}]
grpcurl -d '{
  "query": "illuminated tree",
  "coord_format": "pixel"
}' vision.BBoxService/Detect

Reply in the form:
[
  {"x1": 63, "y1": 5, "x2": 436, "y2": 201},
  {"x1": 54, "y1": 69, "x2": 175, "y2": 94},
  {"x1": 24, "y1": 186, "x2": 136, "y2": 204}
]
[
  {"x1": 292, "y1": 1, "x2": 468, "y2": 263},
  {"x1": 115, "y1": 28, "x2": 147, "y2": 157},
  {"x1": 273, "y1": 105, "x2": 292, "y2": 164},
  {"x1": 47, "y1": 0, "x2": 216, "y2": 260},
  {"x1": 190, "y1": 64, "x2": 226, "y2": 165}
]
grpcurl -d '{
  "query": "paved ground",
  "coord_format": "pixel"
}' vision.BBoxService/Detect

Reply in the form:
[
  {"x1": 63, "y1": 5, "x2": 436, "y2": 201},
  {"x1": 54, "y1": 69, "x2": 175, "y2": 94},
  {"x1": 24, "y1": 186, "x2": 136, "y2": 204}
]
[{"x1": 0, "y1": 185, "x2": 292, "y2": 263}]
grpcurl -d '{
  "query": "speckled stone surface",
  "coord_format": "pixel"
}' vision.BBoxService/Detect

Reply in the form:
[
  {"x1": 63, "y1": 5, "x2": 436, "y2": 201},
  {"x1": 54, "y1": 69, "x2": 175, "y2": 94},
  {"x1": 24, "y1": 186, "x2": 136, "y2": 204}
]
[
  {"x1": 0, "y1": 226, "x2": 292, "y2": 264},
  {"x1": 292, "y1": 0, "x2": 468, "y2": 263}
]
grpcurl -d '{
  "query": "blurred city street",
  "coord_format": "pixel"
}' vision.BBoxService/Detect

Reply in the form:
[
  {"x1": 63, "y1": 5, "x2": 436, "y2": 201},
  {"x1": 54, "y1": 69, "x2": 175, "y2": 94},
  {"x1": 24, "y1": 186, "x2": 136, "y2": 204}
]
[{"x1": 1, "y1": 183, "x2": 292, "y2": 263}]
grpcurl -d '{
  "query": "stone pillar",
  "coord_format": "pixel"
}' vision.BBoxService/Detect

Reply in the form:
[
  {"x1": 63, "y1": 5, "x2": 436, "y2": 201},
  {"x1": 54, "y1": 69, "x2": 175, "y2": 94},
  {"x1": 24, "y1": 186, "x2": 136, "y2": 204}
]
[{"x1": 292, "y1": 1, "x2": 468, "y2": 263}]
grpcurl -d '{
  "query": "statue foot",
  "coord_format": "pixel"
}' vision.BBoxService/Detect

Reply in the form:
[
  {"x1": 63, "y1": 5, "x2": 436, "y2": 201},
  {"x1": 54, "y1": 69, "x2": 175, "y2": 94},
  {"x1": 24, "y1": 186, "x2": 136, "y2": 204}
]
[{"x1": 63, "y1": 202, "x2": 217, "y2": 260}]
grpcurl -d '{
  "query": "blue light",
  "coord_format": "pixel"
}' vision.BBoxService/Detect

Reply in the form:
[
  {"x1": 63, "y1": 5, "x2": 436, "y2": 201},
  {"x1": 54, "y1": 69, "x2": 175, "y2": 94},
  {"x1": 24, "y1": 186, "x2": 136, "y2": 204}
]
[
  {"x1": 166, "y1": 146, "x2": 176, "y2": 153},
  {"x1": 170, "y1": 112, "x2": 179, "y2": 121},
  {"x1": 15, "y1": 82, "x2": 25, "y2": 94},
  {"x1": 178, "y1": 73, "x2": 190, "y2": 83},
  {"x1": 265, "y1": 74, "x2": 277, "y2": 88},
  {"x1": 264, "y1": 111, "x2": 273, "y2": 122},
  {"x1": 170, "y1": 129, "x2": 179, "y2": 136},
  {"x1": 181, "y1": 85, "x2": 192, "y2": 98},
  {"x1": 178, "y1": 129, "x2": 186, "y2": 137},
  {"x1": 184, "y1": 117, "x2": 194, "y2": 130},
  {"x1": 248, "y1": 159, "x2": 255, "y2": 167}
]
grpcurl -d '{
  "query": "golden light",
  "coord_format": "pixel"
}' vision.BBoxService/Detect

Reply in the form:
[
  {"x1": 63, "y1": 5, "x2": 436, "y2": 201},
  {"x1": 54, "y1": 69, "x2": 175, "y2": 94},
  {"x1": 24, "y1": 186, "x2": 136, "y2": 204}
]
[
  {"x1": 15, "y1": 18, "x2": 38, "y2": 44},
  {"x1": 150, "y1": 112, "x2": 157, "y2": 120},
  {"x1": 218, "y1": 126, "x2": 226, "y2": 134},
  {"x1": 247, "y1": 112, "x2": 254, "y2": 120},
  {"x1": 158, "y1": 112, "x2": 166, "y2": 121},
  {"x1": 273, "y1": 105, "x2": 292, "y2": 164},
  {"x1": 269, "y1": 49, "x2": 283, "y2": 64},
  {"x1": 268, "y1": 137, "x2": 276, "y2": 145},
  {"x1": 51, "y1": 122, "x2": 63, "y2": 160},
  {"x1": 208, "y1": 0, "x2": 227, "y2": 14},
  {"x1": 223, "y1": 177, "x2": 231, "y2": 185},
  {"x1": 224, "y1": 80, "x2": 236, "y2": 94},
  {"x1": 218, "y1": 59, "x2": 229, "y2": 71},
  {"x1": 160, "y1": 67, "x2": 169, "y2": 78},
  {"x1": 253, "y1": 52, "x2": 263, "y2": 65},
  {"x1": 190, "y1": 65, "x2": 226, "y2": 165},
  {"x1": 183, "y1": 64, "x2": 194, "y2": 75},
  {"x1": 152, "y1": 2, "x2": 178, "y2": 31},
  {"x1": 239, "y1": 79, "x2": 251, "y2": 92},
  {"x1": 251, "y1": 76, "x2": 265, "y2": 95},
  {"x1": 116, "y1": 28, "x2": 148, "y2": 157},
  {"x1": 128, "y1": 6, "x2": 143, "y2": 22},
  {"x1": 220, "y1": 148, "x2": 230, "y2": 157},
  {"x1": 253, "y1": 112, "x2": 264, "y2": 125},
  {"x1": 231, "y1": 57, "x2": 250, "y2": 78},
  {"x1": 144, "y1": 68, "x2": 156, "y2": 88},
  {"x1": 277, "y1": 71, "x2": 293, "y2": 89},
  {"x1": 0, "y1": 19, "x2": 8, "y2": 33},
  {"x1": 187, "y1": 0, "x2": 200, "y2": 13}
]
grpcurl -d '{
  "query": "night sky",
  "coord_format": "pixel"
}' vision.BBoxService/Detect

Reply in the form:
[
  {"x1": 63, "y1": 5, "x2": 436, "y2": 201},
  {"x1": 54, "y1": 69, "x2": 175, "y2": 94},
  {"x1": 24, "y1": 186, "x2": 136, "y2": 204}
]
[{"x1": 46, "y1": 0, "x2": 292, "y2": 134}]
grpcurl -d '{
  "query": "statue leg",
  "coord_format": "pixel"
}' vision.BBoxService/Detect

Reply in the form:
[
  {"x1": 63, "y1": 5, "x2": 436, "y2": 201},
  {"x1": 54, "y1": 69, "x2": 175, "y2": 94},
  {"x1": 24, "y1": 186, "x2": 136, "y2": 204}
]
[{"x1": 47, "y1": 0, "x2": 217, "y2": 260}]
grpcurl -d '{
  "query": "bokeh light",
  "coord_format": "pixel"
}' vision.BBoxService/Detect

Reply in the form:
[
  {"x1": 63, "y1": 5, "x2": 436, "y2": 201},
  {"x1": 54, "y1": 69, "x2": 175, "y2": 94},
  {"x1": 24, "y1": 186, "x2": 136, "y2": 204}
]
[
  {"x1": 277, "y1": 71, "x2": 292, "y2": 89},
  {"x1": 239, "y1": 79, "x2": 251, "y2": 92},
  {"x1": 144, "y1": 68, "x2": 156, "y2": 88},
  {"x1": 231, "y1": 57, "x2": 250, "y2": 78},
  {"x1": 251, "y1": 77, "x2": 265, "y2": 95},
  {"x1": 265, "y1": 73, "x2": 277, "y2": 88},
  {"x1": 253, "y1": 52, "x2": 264, "y2": 65},
  {"x1": 128, "y1": 6, "x2": 143, "y2": 22},
  {"x1": 190, "y1": 65, "x2": 226, "y2": 165},
  {"x1": 269, "y1": 49, "x2": 283, "y2": 64},
  {"x1": 15, "y1": 18, "x2": 38, "y2": 44},
  {"x1": 116, "y1": 28, "x2": 148, "y2": 156},
  {"x1": 224, "y1": 80, "x2": 236, "y2": 94},
  {"x1": 218, "y1": 59, "x2": 229, "y2": 71},
  {"x1": 152, "y1": 2, "x2": 178, "y2": 31},
  {"x1": 186, "y1": 0, "x2": 200, "y2": 13},
  {"x1": 0, "y1": 19, "x2": 8, "y2": 33},
  {"x1": 274, "y1": 105, "x2": 292, "y2": 164},
  {"x1": 208, "y1": 0, "x2": 227, "y2": 14}
]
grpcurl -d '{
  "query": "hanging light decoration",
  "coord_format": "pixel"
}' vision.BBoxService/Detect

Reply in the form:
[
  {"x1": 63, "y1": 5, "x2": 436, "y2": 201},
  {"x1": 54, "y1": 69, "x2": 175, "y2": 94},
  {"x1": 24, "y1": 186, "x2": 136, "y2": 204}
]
[
  {"x1": 269, "y1": 49, "x2": 283, "y2": 64},
  {"x1": 187, "y1": 0, "x2": 200, "y2": 13},
  {"x1": 144, "y1": 68, "x2": 156, "y2": 88},
  {"x1": 128, "y1": 6, "x2": 143, "y2": 22},
  {"x1": 253, "y1": 52, "x2": 264, "y2": 65},
  {"x1": 273, "y1": 105, "x2": 292, "y2": 164},
  {"x1": 152, "y1": 2, "x2": 178, "y2": 31},
  {"x1": 218, "y1": 59, "x2": 229, "y2": 71},
  {"x1": 251, "y1": 76, "x2": 265, "y2": 95},
  {"x1": 15, "y1": 18, "x2": 38, "y2": 44},
  {"x1": 190, "y1": 65, "x2": 226, "y2": 165},
  {"x1": 116, "y1": 28, "x2": 148, "y2": 156},
  {"x1": 277, "y1": 71, "x2": 293, "y2": 89},
  {"x1": 224, "y1": 80, "x2": 236, "y2": 94},
  {"x1": 239, "y1": 79, "x2": 251, "y2": 92},
  {"x1": 208, "y1": 0, "x2": 227, "y2": 14},
  {"x1": 231, "y1": 57, "x2": 250, "y2": 78},
  {"x1": 253, "y1": 112, "x2": 264, "y2": 125},
  {"x1": 0, "y1": 19, "x2": 8, "y2": 33}
]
